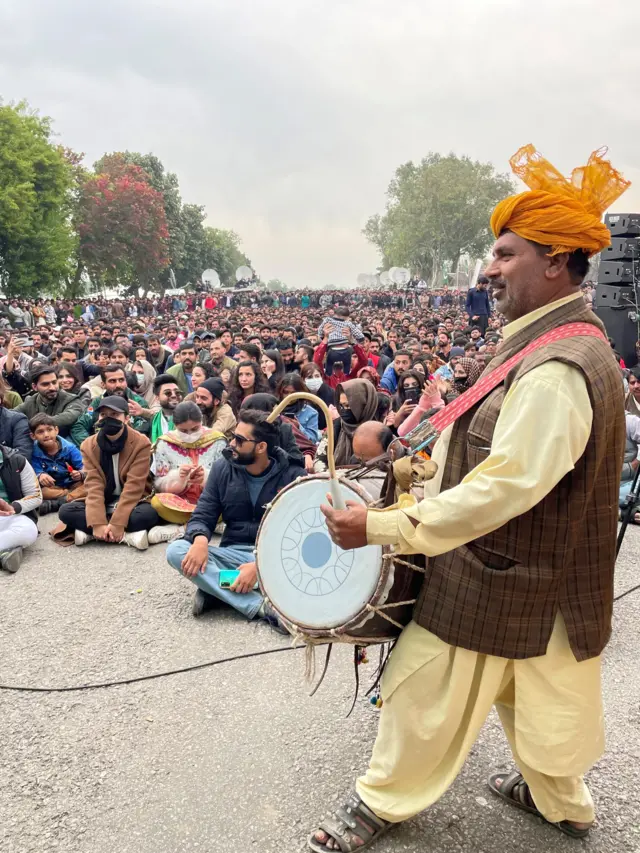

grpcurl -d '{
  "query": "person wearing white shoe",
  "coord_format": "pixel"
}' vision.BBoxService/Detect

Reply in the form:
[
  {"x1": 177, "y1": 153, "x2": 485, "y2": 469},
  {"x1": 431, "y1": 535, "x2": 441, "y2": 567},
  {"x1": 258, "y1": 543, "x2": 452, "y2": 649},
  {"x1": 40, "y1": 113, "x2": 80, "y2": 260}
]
[
  {"x1": 53, "y1": 397, "x2": 161, "y2": 549},
  {"x1": 0, "y1": 443, "x2": 42, "y2": 572}
]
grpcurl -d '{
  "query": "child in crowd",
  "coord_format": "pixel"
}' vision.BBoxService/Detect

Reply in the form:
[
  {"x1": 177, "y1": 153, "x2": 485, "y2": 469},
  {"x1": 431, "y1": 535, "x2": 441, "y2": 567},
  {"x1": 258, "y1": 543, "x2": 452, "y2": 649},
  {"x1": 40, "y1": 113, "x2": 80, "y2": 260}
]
[
  {"x1": 317, "y1": 306, "x2": 364, "y2": 376},
  {"x1": 29, "y1": 414, "x2": 86, "y2": 514}
]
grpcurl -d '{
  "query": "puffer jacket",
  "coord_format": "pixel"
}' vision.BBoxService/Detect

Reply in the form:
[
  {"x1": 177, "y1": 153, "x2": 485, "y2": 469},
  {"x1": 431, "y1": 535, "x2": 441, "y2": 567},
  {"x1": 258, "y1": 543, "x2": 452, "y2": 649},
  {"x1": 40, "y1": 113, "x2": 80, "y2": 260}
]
[
  {"x1": 184, "y1": 446, "x2": 303, "y2": 548},
  {"x1": 0, "y1": 407, "x2": 32, "y2": 460}
]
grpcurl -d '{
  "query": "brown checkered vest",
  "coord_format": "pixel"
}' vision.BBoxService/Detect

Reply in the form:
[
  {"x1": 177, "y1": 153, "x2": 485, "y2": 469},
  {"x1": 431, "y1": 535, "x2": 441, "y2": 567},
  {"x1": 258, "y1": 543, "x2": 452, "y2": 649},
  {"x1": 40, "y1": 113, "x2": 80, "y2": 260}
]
[{"x1": 413, "y1": 296, "x2": 626, "y2": 660}]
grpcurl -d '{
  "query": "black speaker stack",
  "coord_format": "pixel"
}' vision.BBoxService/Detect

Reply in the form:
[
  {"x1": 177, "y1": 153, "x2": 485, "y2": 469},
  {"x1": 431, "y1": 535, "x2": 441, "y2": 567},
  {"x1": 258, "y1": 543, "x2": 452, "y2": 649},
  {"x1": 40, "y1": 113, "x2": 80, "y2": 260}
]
[{"x1": 594, "y1": 213, "x2": 640, "y2": 367}]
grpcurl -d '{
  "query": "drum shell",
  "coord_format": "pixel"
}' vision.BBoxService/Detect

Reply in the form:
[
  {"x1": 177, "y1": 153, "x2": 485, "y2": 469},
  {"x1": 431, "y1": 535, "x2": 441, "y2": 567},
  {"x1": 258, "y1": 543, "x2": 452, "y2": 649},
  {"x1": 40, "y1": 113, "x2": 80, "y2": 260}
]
[{"x1": 256, "y1": 473, "x2": 423, "y2": 644}]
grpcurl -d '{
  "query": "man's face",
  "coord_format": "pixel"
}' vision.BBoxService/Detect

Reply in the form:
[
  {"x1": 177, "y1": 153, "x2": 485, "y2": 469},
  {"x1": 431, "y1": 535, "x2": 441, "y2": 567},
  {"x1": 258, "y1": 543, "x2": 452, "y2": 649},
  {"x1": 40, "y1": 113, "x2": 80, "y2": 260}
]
[
  {"x1": 100, "y1": 331, "x2": 112, "y2": 343},
  {"x1": 61, "y1": 350, "x2": 77, "y2": 364},
  {"x1": 485, "y1": 232, "x2": 563, "y2": 322},
  {"x1": 628, "y1": 375, "x2": 640, "y2": 400},
  {"x1": 388, "y1": 332, "x2": 397, "y2": 345},
  {"x1": 149, "y1": 340, "x2": 161, "y2": 356},
  {"x1": 280, "y1": 347, "x2": 294, "y2": 364},
  {"x1": 104, "y1": 370, "x2": 128, "y2": 396},
  {"x1": 230, "y1": 421, "x2": 260, "y2": 465},
  {"x1": 369, "y1": 340, "x2": 380, "y2": 354},
  {"x1": 210, "y1": 340, "x2": 226, "y2": 362},
  {"x1": 261, "y1": 329, "x2": 272, "y2": 342},
  {"x1": 294, "y1": 347, "x2": 308, "y2": 364},
  {"x1": 180, "y1": 348, "x2": 196, "y2": 371},
  {"x1": 88, "y1": 340, "x2": 100, "y2": 354},
  {"x1": 111, "y1": 350, "x2": 128, "y2": 367},
  {"x1": 220, "y1": 331, "x2": 232, "y2": 348},
  {"x1": 34, "y1": 372, "x2": 59, "y2": 400},
  {"x1": 408, "y1": 342, "x2": 421, "y2": 359},
  {"x1": 74, "y1": 330, "x2": 87, "y2": 346},
  {"x1": 194, "y1": 386, "x2": 215, "y2": 414},
  {"x1": 32, "y1": 334, "x2": 42, "y2": 349},
  {"x1": 282, "y1": 330, "x2": 294, "y2": 342},
  {"x1": 444, "y1": 319, "x2": 454, "y2": 332},
  {"x1": 394, "y1": 354, "x2": 411, "y2": 374},
  {"x1": 470, "y1": 329, "x2": 481, "y2": 341},
  {"x1": 438, "y1": 333, "x2": 449, "y2": 347},
  {"x1": 167, "y1": 329, "x2": 178, "y2": 341},
  {"x1": 158, "y1": 383, "x2": 183, "y2": 410},
  {"x1": 115, "y1": 336, "x2": 131, "y2": 351},
  {"x1": 97, "y1": 407, "x2": 127, "y2": 427},
  {"x1": 233, "y1": 334, "x2": 245, "y2": 347}
]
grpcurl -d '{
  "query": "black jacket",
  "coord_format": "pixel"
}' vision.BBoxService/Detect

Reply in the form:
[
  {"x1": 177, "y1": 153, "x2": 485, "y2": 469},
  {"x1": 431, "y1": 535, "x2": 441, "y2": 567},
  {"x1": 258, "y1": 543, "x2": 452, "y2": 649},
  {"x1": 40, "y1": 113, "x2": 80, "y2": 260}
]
[
  {"x1": 0, "y1": 407, "x2": 32, "y2": 460},
  {"x1": 0, "y1": 445, "x2": 38, "y2": 522},
  {"x1": 184, "y1": 446, "x2": 303, "y2": 548}
]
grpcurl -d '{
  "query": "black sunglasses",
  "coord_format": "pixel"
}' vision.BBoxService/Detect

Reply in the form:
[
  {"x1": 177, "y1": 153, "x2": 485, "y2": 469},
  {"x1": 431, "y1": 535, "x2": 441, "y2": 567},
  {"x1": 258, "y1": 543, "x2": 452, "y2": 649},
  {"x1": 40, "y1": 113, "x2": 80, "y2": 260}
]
[{"x1": 231, "y1": 433, "x2": 258, "y2": 446}]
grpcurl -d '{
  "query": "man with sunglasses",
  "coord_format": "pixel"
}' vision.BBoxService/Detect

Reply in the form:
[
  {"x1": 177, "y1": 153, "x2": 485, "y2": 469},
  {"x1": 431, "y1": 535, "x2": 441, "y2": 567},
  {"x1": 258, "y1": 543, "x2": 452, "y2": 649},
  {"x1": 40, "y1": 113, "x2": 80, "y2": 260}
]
[
  {"x1": 166, "y1": 408, "x2": 302, "y2": 623},
  {"x1": 150, "y1": 375, "x2": 184, "y2": 442}
]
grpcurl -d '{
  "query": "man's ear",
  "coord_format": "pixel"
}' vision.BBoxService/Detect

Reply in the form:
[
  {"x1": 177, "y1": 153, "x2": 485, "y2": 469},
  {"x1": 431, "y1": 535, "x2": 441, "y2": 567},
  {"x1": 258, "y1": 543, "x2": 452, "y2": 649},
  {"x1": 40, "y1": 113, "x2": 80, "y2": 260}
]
[{"x1": 544, "y1": 252, "x2": 570, "y2": 281}]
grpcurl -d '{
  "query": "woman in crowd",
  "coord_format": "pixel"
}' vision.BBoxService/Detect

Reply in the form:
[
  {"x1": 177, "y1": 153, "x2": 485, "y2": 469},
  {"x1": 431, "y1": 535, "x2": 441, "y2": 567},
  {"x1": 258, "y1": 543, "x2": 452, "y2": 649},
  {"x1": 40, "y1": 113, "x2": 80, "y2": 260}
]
[
  {"x1": 411, "y1": 357, "x2": 431, "y2": 379},
  {"x1": 390, "y1": 370, "x2": 425, "y2": 431},
  {"x1": 260, "y1": 349, "x2": 285, "y2": 392},
  {"x1": 131, "y1": 359, "x2": 159, "y2": 411},
  {"x1": 227, "y1": 360, "x2": 270, "y2": 414},
  {"x1": 300, "y1": 362, "x2": 334, "y2": 430},
  {"x1": 58, "y1": 362, "x2": 92, "y2": 409},
  {"x1": 191, "y1": 362, "x2": 214, "y2": 390},
  {"x1": 134, "y1": 345, "x2": 150, "y2": 363},
  {"x1": 357, "y1": 365, "x2": 380, "y2": 390},
  {"x1": 276, "y1": 373, "x2": 320, "y2": 443},
  {"x1": 151, "y1": 401, "x2": 227, "y2": 531},
  {"x1": 219, "y1": 367, "x2": 232, "y2": 389},
  {"x1": 314, "y1": 378, "x2": 378, "y2": 471},
  {"x1": 625, "y1": 366, "x2": 640, "y2": 416},
  {"x1": 450, "y1": 357, "x2": 483, "y2": 398},
  {"x1": 0, "y1": 373, "x2": 23, "y2": 410}
]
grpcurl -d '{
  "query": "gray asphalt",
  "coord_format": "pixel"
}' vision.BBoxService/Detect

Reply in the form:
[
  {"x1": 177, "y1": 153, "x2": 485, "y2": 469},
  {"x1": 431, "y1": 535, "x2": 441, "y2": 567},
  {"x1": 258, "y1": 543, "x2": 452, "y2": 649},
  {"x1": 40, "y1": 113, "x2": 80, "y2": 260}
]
[{"x1": 1, "y1": 515, "x2": 639, "y2": 853}]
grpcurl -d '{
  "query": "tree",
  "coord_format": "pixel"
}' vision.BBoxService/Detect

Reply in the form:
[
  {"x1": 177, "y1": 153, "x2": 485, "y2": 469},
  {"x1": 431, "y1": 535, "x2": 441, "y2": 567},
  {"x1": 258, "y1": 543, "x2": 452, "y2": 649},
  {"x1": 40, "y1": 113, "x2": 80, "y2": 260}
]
[
  {"x1": 364, "y1": 153, "x2": 514, "y2": 284},
  {"x1": 0, "y1": 102, "x2": 77, "y2": 297},
  {"x1": 174, "y1": 203, "x2": 207, "y2": 288},
  {"x1": 76, "y1": 155, "x2": 169, "y2": 292},
  {"x1": 266, "y1": 278, "x2": 287, "y2": 291},
  {"x1": 95, "y1": 152, "x2": 184, "y2": 287},
  {"x1": 201, "y1": 227, "x2": 251, "y2": 286}
]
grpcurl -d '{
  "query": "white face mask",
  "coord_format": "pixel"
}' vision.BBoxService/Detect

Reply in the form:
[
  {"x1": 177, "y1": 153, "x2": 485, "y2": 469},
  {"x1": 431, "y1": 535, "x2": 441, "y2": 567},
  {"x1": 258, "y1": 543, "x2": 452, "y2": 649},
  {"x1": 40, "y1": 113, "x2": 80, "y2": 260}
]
[
  {"x1": 176, "y1": 429, "x2": 202, "y2": 444},
  {"x1": 305, "y1": 377, "x2": 323, "y2": 392}
]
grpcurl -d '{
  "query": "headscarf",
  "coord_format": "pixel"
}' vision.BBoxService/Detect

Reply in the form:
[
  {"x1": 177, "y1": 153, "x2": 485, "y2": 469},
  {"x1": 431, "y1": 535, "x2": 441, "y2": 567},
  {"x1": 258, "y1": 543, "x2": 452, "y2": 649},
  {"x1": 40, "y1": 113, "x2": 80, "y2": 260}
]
[
  {"x1": 334, "y1": 379, "x2": 378, "y2": 466},
  {"x1": 134, "y1": 359, "x2": 157, "y2": 406},
  {"x1": 451, "y1": 357, "x2": 483, "y2": 397},
  {"x1": 490, "y1": 145, "x2": 630, "y2": 257}
]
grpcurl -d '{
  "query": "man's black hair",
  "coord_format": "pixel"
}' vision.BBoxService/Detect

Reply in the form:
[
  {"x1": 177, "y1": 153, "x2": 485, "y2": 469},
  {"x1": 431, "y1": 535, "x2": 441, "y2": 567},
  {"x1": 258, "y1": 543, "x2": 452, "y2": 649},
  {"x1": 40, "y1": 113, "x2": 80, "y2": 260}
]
[
  {"x1": 239, "y1": 342, "x2": 261, "y2": 361},
  {"x1": 178, "y1": 340, "x2": 196, "y2": 353},
  {"x1": 153, "y1": 373, "x2": 181, "y2": 394},
  {"x1": 394, "y1": 349, "x2": 411, "y2": 359},
  {"x1": 30, "y1": 364, "x2": 57, "y2": 385},
  {"x1": 237, "y1": 408, "x2": 279, "y2": 456},
  {"x1": 100, "y1": 363, "x2": 127, "y2": 380}
]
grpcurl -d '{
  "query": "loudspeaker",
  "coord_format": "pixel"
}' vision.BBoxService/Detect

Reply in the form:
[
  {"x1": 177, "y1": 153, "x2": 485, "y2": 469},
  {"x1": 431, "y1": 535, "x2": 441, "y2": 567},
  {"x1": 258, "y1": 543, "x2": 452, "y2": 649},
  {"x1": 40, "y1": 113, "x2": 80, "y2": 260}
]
[
  {"x1": 604, "y1": 213, "x2": 640, "y2": 237},
  {"x1": 594, "y1": 285, "x2": 638, "y2": 367},
  {"x1": 601, "y1": 236, "x2": 640, "y2": 261},
  {"x1": 598, "y1": 260, "x2": 639, "y2": 284}
]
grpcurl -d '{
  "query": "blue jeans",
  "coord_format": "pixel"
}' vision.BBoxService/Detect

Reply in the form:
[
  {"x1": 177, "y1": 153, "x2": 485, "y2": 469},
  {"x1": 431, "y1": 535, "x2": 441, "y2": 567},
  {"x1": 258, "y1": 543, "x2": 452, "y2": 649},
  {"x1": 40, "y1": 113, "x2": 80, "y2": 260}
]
[
  {"x1": 619, "y1": 479, "x2": 638, "y2": 509},
  {"x1": 166, "y1": 540, "x2": 263, "y2": 619}
]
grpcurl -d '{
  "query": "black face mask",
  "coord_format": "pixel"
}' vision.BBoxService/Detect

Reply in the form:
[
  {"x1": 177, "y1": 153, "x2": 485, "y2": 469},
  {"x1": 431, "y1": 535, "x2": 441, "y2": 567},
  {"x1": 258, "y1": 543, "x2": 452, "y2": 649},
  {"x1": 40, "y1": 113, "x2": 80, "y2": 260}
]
[
  {"x1": 98, "y1": 417, "x2": 124, "y2": 437},
  {"x1": 454, "y1": 378, "x2": 467, "y2": 390},
  {"x1": 339, "y1": 407, "x2": 358, "y2": 426},
  {"x1": 283, "y1": 401, "x2": 302, "y2": 417}
]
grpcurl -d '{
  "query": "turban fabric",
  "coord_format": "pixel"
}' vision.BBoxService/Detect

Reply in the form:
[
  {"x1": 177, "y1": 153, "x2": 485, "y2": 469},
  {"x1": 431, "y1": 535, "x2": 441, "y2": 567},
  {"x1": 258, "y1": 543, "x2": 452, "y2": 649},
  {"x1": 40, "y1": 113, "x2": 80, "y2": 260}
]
[{"x1": 491, "y1": 145, "x2": 630, "y2": 257}]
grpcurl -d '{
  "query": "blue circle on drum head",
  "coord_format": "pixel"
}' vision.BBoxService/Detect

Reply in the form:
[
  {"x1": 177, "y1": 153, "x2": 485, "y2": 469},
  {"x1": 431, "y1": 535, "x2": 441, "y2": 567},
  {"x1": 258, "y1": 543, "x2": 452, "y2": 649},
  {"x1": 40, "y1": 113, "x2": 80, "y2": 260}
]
[{"x1": 301, "y1": 532, "x2": 332, "y2": 569}]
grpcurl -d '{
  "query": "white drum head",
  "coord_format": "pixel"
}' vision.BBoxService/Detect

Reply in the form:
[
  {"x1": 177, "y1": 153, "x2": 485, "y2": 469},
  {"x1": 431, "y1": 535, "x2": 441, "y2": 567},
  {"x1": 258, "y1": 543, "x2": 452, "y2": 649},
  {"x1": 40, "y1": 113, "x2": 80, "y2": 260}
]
[{"x1": 257, "y1": 479, "x2": 382, "y2": 629}]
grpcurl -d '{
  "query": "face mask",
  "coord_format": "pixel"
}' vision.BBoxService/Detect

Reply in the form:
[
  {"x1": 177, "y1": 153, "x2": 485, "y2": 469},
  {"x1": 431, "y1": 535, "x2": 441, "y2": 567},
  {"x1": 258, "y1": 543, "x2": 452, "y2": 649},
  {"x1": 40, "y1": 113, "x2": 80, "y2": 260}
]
[
  {"x1": 454, "y1": 378, "x2": 467, "y2": 390},
  {"x1": 305, "y1": 377, "x2": 323, "y2": 392},
  {"x1": 339, "y1": 407, "x2": 358, "y2": 426},
  {"x1": 98, "y1": 417, "x2": 124, "y2": 437},
  {"x1": 176, "y1": 429, "x2": 202, "y2": 444}
]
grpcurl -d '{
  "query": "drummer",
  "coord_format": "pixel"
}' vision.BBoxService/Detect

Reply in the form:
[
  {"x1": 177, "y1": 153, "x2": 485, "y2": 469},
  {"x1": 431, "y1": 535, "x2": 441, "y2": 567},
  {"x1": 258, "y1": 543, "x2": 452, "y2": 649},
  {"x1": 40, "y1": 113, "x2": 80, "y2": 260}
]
[{"x1": 309, "y1": 146, "x2": 627, "y2": 850}]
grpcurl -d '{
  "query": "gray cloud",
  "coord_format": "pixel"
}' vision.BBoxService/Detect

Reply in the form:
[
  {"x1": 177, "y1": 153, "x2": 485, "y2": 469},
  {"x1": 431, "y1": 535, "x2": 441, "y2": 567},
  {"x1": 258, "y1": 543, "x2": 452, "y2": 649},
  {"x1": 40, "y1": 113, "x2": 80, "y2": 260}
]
[{"x1": 2, "y1": 0, "x2": 640, "y2": 286}]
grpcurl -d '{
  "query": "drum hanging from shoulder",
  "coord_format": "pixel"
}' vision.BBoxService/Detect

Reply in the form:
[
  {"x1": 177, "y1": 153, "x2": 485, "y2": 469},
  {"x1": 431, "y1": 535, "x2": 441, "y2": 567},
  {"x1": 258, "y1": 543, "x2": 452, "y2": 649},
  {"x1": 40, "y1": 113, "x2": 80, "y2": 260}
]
[{"x1": 256, "y1": 473, "x2": 424, "y2": 644}]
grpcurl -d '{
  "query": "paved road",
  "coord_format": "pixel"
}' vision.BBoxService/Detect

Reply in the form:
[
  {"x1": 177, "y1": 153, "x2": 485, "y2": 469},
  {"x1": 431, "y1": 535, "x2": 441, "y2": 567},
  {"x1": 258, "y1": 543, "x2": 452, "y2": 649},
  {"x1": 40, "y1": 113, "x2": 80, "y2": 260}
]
[{"x1": 1, "y1": 515, "x2": 639, "y2": 853}]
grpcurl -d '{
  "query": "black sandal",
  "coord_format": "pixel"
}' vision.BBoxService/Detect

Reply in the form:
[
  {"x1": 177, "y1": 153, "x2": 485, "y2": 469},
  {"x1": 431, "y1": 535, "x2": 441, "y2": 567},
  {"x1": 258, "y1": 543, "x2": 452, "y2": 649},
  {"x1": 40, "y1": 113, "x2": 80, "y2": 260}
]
[
  {"x1": 488, "y1": 770, "x2": 591, "y2": 839},
  {"x1": 308, "y1": 792, "x2": 394, "y2": 852}
]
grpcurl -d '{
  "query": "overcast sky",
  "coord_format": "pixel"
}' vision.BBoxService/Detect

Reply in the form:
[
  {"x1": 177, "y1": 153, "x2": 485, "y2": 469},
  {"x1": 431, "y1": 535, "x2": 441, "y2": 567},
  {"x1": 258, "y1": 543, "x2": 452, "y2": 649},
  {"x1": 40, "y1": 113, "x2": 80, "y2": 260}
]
[{"x1": 2, "y1": 0, "x2": 640, "y2": 287}]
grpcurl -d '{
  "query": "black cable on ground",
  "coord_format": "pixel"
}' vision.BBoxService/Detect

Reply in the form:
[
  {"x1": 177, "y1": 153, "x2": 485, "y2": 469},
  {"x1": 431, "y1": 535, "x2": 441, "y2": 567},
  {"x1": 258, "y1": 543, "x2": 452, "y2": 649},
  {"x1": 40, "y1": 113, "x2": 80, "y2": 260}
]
[{"x1": 0, "y1": 585, "x2": 638, "y2": 695}]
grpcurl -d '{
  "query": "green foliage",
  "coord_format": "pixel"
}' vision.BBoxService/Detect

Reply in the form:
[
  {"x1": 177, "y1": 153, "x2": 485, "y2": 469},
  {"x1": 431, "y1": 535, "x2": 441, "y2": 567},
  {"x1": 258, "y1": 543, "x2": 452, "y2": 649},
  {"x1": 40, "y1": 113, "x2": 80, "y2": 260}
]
[
  {"x1": 0, "y1": 102, "x2": 77, "y2": 296},
  {"x1": 266, "y1": 278, "x2": 287, "y2": 291},
  {"x1": 364, "y1": 153, "x2": 514, "y2": 282},
  {"x1": 174, "y1": 203, "x2": 207, "y2": 288}
]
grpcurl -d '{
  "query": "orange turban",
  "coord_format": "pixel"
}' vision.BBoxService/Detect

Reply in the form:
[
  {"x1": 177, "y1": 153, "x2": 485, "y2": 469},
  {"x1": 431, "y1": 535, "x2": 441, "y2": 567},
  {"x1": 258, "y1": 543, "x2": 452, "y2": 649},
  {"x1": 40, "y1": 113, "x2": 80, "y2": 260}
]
[{"x1": 490, "y1": 144, "x2": 630, "y2": 257}]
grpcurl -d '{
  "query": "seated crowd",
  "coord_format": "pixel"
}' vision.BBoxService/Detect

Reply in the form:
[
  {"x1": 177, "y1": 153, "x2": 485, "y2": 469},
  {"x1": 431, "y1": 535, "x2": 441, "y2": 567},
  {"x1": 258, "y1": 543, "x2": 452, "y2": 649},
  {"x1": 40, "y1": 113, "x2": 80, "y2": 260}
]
[{"x1": 0, "y1": 281, "x2": 636, "y2": 623}]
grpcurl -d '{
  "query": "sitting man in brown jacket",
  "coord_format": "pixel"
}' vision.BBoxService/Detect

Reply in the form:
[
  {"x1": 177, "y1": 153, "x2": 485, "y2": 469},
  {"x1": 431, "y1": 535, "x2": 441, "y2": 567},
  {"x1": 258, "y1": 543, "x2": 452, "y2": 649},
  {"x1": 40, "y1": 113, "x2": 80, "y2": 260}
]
[{"x1": 57, "y1": 396, "x2": 162, "y2": 550}]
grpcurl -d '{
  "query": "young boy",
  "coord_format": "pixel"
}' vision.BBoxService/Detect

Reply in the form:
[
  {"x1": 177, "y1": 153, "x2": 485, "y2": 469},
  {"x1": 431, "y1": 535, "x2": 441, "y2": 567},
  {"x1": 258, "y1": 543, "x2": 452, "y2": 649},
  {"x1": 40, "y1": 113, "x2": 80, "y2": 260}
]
[
  {"x1": 317, "y1": 306, "x2": 364, "y2": 376},
  {"x1": 30, "y1": 414, "x2": 85, "y2": 515}
]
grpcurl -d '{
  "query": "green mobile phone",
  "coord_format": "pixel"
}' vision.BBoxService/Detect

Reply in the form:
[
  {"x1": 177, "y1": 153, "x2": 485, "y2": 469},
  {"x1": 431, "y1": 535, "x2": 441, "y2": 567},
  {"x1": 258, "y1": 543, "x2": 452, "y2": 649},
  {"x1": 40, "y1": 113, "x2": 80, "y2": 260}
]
[{"x1": 220, "y1": 569, "x2": 240, "y2": 588}]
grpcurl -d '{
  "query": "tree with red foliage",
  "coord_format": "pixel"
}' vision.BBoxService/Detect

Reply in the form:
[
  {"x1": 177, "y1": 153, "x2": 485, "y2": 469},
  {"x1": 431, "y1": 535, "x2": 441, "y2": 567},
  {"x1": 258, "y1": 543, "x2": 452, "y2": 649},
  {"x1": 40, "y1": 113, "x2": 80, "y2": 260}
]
[{"x1": 76, "y1": 154, "x2": 169, "y2": 292}]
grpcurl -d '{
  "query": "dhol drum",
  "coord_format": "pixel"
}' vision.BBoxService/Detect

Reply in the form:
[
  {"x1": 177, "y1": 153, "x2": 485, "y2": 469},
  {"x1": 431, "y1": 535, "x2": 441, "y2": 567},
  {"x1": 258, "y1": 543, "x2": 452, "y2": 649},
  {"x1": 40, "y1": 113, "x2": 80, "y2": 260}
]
[{"x1": 256, "y1": 473, "x2": 424, "y2": 644}]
